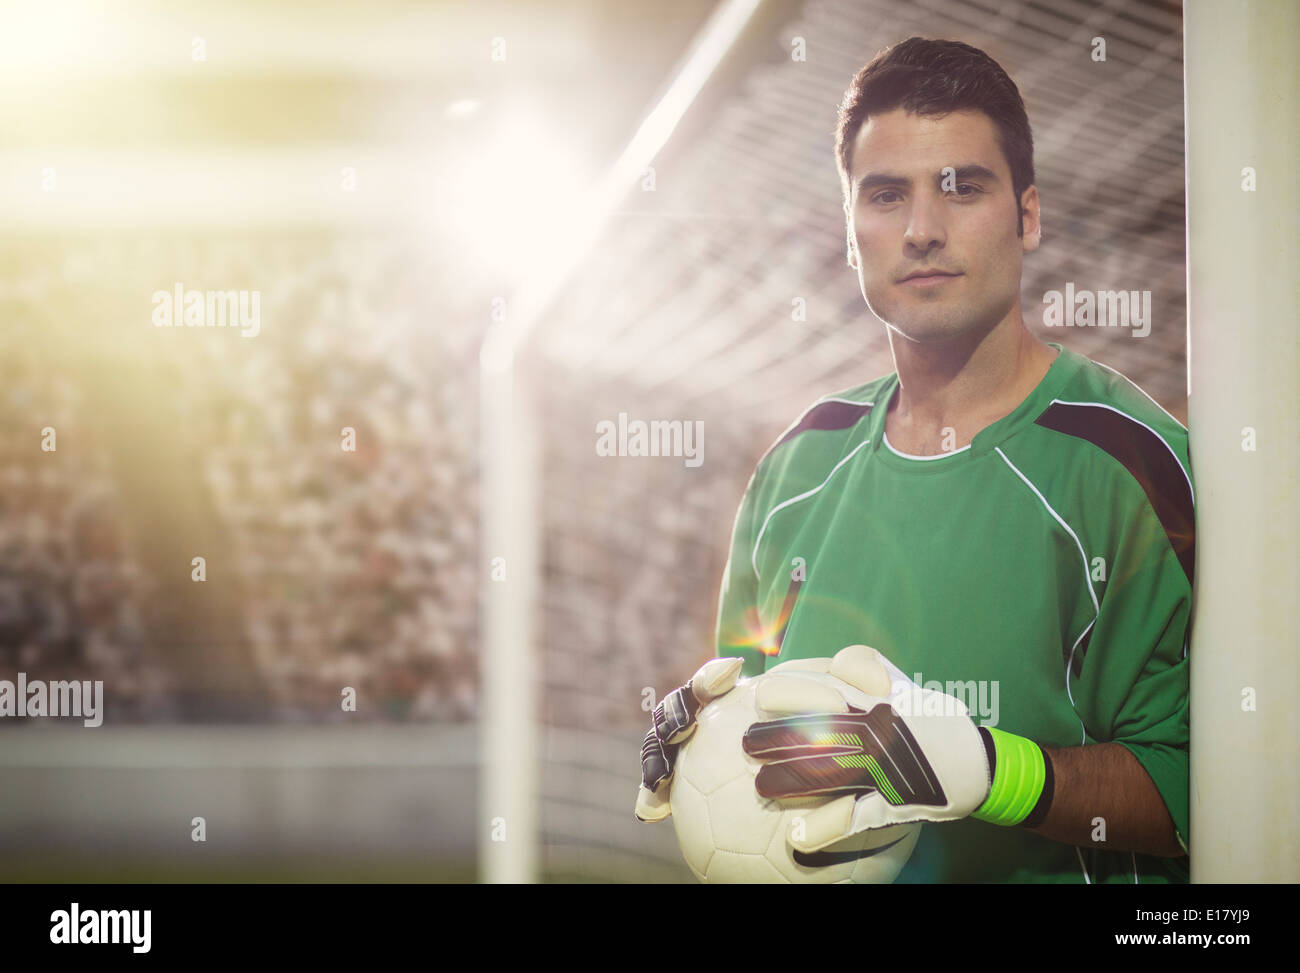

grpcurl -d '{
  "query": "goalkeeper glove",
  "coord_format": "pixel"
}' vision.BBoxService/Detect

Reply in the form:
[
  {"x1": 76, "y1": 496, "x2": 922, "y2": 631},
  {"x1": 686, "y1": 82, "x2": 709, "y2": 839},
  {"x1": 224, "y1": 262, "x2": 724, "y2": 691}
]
[
  {"x1": 742, "y1": 644, "x2": 1054, "y2": 854},
  {"x1": 634, "y1": 657, "x2": 744, "y2": 822}
]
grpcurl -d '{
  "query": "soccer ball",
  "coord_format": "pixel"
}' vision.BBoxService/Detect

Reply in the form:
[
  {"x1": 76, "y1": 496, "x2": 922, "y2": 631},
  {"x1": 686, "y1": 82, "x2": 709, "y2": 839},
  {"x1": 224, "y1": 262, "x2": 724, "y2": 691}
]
[{"x1": 670, "y1": 666, "x2": 922, "y2": 883}]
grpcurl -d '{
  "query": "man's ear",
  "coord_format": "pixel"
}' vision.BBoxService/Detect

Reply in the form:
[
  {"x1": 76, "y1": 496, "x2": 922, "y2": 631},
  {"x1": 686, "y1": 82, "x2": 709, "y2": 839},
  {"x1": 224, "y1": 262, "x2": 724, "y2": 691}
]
[{"x1": 1019, "y1": 185, "x2": 1042, "y2": 253}]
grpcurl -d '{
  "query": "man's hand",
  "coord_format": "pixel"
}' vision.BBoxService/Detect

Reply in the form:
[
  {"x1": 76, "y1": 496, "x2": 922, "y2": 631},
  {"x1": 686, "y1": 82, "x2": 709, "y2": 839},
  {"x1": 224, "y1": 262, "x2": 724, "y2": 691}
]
[
  {"x1": 742, "y1": 645, "x2": 1050, "y2": 855},
  {"x1": 634, "y1": 657, "x2": 744, "y2": 822}
]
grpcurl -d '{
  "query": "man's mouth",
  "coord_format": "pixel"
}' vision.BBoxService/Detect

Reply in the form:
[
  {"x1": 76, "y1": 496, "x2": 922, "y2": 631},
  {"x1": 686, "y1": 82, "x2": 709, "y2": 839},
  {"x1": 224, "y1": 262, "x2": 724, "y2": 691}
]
[{"x1": 899, "y1": 270, "x2": 960, "y2": 287}]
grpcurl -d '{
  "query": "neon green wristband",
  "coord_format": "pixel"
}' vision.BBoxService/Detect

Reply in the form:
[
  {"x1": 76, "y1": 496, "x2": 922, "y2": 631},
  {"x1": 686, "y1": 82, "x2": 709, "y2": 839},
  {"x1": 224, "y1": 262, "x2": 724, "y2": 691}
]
[{"x1": 970, "y1": 727, "x2": 1049, "y2": 827}]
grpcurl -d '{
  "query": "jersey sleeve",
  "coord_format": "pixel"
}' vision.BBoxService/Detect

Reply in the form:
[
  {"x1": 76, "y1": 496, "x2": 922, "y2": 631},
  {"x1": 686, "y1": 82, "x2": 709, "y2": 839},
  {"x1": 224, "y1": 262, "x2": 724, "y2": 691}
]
[
  {"x1": 714, "y1": 468, "x2": 767, "y2": 677},
  {"x1": 1073, "y1": 468, "x2": 1193, "y2": 853}
]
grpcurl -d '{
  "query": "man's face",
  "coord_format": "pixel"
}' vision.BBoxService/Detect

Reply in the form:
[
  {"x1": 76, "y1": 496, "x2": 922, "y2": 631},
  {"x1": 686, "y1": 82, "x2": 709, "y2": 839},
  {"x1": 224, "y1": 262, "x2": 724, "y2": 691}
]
[{"x1": 844, "y1": 108, "x2": 1039, "y2": 344}]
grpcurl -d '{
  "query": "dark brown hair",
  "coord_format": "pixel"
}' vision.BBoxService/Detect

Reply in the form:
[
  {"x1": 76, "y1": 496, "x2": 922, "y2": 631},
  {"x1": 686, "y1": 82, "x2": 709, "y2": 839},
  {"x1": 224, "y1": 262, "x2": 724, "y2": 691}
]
[{"x1": 835, "y1": 37, "x2": 1035, "y2": 238}]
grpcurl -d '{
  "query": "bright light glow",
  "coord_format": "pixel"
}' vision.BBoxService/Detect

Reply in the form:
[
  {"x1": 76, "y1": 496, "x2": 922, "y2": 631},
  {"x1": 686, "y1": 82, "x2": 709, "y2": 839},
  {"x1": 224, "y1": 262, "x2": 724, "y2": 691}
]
[
  {"x1": 0, "y1": 1, "x2": 115, "y2": 80},
  {"x1": 489, "y1": 0, "x2": 764, "y2": 358},
  {"x1": 435, "y1": 112, "x2": 587, "y2": 281},
  {"x1": 445, "y1": 99, "x2": 482, "y2": 119}
]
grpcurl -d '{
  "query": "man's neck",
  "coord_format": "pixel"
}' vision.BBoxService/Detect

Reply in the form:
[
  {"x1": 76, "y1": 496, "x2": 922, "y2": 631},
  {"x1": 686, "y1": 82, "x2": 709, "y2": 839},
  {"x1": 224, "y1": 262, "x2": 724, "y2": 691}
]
[{"x1": 884, "y1": 320, "x2": 1058, "y2": 455}]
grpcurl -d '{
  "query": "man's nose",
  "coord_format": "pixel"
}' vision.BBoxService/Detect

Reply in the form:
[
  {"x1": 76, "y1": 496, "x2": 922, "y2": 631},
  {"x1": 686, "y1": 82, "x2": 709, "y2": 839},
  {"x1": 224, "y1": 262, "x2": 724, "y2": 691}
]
[{"x1": 903, "y1": 193, "x2": 946, "y2": 252}]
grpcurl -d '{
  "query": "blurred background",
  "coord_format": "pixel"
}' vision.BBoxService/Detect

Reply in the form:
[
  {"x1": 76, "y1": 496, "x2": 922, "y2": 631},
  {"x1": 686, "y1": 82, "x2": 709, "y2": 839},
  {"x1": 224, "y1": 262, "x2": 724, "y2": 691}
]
[{"x1": 0, "y1": 0, "x2": 1188, "y2": 881}]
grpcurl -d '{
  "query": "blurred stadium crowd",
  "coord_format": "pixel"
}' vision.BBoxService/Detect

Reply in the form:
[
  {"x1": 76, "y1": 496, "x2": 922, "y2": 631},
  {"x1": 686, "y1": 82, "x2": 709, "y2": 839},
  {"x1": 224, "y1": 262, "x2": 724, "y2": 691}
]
[
  {"x1": 0, "y1": 233, "x2": 485, "y2": 724},
  {"x1": 0, "y1": 232, "x2": 761, "y2": 733}
]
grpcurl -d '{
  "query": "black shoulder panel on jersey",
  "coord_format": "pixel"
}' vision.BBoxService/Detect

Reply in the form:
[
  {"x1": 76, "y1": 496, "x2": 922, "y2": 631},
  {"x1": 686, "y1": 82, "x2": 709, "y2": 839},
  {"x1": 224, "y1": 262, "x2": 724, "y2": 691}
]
[
  {"x1": 1034, "y1": 402, "x2": 1195, "y2": 589},
  {"x1": 769, "y1": 400, "x2": 874, "y2": 457}
]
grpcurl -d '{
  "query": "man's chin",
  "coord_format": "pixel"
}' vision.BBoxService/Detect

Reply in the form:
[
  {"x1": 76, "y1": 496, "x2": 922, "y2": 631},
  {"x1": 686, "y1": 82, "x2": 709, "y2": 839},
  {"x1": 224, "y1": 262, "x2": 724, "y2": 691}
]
[{"x1": 884, "y1": 320, "x2": 971, "y2": 345}]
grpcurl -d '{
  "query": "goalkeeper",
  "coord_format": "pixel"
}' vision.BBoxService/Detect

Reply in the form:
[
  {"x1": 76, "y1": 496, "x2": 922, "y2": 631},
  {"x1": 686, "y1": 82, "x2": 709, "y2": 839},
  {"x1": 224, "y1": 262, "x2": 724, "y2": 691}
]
[{"x1": 637, "y1": 37, "x2": 1192, "y2": 883}]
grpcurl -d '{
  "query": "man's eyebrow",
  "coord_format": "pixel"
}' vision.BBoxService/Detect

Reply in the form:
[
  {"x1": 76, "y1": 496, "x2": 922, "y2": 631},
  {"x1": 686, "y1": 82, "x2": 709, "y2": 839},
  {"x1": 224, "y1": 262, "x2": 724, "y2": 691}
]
[{"x1": 855, "y1": 164, "x2": 1000, "y2": 196}]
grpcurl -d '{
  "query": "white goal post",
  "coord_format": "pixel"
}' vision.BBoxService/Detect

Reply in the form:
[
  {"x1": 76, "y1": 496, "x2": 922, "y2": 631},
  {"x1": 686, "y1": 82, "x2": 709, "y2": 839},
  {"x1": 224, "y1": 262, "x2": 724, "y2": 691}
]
[
  {"x1": 476, "y1": 0, "x2": 766, "y2": 883},
  {"x1": 1185, "y1": 0, "x2": 1300, "y2": 882}
]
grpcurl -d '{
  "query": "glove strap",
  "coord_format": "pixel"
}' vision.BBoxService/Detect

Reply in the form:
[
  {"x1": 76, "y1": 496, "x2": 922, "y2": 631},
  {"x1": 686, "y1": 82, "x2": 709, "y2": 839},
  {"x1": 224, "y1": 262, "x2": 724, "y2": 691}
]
[{"x1": 970, "y1": 727, "x2": 1054, "y2": 827}]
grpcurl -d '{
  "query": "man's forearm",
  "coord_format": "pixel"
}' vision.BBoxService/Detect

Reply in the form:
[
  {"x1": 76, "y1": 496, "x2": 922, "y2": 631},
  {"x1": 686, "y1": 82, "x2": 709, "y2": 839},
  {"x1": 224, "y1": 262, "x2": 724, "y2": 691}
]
[{"x1": 1021, "y1": 742, "x2": 1184, "y2": 858}]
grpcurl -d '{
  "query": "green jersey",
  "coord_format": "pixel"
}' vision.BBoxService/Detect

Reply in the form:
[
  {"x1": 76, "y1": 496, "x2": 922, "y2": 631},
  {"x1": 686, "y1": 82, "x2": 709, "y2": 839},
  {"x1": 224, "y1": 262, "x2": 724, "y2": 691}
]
[{"x1": 714, "y1": 342, "x2": 1193, "y2": 883}]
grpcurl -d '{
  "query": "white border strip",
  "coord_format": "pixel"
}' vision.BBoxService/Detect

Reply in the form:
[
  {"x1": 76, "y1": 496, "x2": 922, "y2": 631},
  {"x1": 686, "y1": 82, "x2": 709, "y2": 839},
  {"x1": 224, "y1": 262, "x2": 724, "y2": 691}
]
[
  {"x1": 882, "y1": 429, "x2": 970, "y2": 460},
  {"x1": 1048, "y1": 398, "x2": 1195, "y2": 505},
  {"x1": 1092, "y1": 358, "x2": 1189, "y2": 433},
  {"x1": 760, "y1": 395, "x2": 875, "y2": 460},
  {"x1": 994, "y1": 446, "x2": 1098, "y2": 745},
  {"x1": 751, "y1": 439, "x2": 872, "y2": 579}
]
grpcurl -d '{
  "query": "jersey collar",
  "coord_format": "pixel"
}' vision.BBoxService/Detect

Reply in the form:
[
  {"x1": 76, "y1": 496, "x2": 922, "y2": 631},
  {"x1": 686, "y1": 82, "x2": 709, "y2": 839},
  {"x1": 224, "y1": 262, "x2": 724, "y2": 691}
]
[{"x1": 865, "y1": 342, "x2": 1083, "y2": 460}]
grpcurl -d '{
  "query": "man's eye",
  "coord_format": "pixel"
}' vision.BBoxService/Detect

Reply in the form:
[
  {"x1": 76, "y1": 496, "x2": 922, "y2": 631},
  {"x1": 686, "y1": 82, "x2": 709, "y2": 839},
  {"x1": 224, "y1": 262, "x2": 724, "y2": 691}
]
[
  {"x1": 871, "y1": 191, "x2": 901, "y2": 204},
  {"x1": 951, "y1": 184, "x2": 981, "y2": 197}
]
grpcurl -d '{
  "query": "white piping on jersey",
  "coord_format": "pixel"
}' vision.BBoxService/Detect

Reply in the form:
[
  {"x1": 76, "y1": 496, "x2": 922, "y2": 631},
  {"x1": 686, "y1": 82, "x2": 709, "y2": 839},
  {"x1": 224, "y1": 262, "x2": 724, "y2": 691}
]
[
  {"x1": 1076, "y1": 847, "x2": 1092, "y2": 884},
  {"x1": 1073, "y1": 847, "x2": 1138, "y2": 885},
  {"x1": 1091, "y1": 358, "x2": 1189, "y2": 433},
  {"x1": 1047, "y1": 398, "x2": 1195, "y2": 506},
  {"x1": 1063, "y1": 618, "x2": 1096, "y2": 743},
  {"x1": 882, "y1": 429, "x2": 971, "y2": 460},
  {"x1": 994, "y1": 446, "x2": 1098, "y2": 746},
  {"x1": 819, "y1": 396, "x2": 876, "y2": 407},
  {"x1": 1000, "y1": 441, "x2": 1147, "y2": 886},
  {"x1": 751, "y1": 438, "x2": 872, "y2": 579},
  {"x1": 760, "y1": 395, "x2": 875, "y2": 459}
]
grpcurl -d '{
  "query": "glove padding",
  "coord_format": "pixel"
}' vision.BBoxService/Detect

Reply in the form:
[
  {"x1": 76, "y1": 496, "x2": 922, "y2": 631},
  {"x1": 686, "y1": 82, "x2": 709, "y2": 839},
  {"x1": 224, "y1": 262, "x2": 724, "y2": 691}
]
[
  {"x1": 742, "y1": 644, "x2": 992, "y2": 853},
  {"x1": 634, "y1": 657, "x2": 744, "y2": 822}
]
